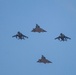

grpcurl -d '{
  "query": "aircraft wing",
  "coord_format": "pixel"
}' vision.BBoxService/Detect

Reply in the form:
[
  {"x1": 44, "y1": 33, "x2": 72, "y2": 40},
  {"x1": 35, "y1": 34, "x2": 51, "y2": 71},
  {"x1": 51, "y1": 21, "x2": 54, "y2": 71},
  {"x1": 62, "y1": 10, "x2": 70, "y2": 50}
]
[
  {"x1": 37, "y1": 59, "x2": 42, "y2": 63},
  {"x1": 31, "y1": 28, "x2": 36, "y2": 32},
  {"x1": 12, "y1": 35, "x2": 18, "y2": 38},
  {"x1": 55, "y1": 36, "x2": 61, "y2": 40},
  {"x1": 45, "y1": 59, "x2": 52, "y2": 63},
  {"x1": 65, "y1": 36, "x2": 71, "y2": 39},
  {"x1": 40, "y1": 28, "x2": 47, "y2": 32},
  {"x1": 23, "y1": 35, "x2": 28, "y2": 38},
  {"x1": 41, "y1": 59, "x2": 52, "y2": 64}
]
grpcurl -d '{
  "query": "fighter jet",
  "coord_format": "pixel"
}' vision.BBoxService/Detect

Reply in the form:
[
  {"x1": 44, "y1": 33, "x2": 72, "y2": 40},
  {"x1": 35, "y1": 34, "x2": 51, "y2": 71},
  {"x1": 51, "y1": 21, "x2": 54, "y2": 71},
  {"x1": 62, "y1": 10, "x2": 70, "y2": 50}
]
[
  {"x1": 37, "y1": 55, "x2": 52, "y2": 64},
  {"x1": 31, "y1": 24, "x2": 47, "y2": 33},
  {"x1": 12, "y1": 31, "x2": 28, "y2": 40},
  {"x1": 55, "y1": 33, "x2": 71, "y2": 41}
]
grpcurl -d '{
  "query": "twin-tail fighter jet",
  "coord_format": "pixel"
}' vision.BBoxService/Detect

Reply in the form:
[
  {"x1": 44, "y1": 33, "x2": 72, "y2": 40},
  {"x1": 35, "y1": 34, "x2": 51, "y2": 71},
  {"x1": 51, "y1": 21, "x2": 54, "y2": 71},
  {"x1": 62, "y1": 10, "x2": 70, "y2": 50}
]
[
  {"x1": 55, "y1": 33, "x2": 71, "y2": 41},
  {"x1": 37, "y1": 55, "x2": 52, "y2": 64},
  {"x1": 12, "y1": 31, "x2": 28, "y2": 40},
  {"x1": 31, "y1": 24, "x2": 47, "y2": 33}
]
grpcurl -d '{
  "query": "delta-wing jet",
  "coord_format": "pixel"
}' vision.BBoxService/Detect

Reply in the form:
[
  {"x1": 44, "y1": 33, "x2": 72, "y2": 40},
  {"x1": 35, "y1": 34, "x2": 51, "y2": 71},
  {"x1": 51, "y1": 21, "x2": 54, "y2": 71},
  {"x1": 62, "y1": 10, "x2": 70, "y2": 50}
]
[
  {"x1": 55, "y1": 33, "x2": 71, "y2": 41},
  {"x1": 37, "y1": 55, "x2": 52, "y2": 64},
  {"x1": 12, "y1": 31, "x2": 28, "y2": 40},
  {"x1": 31, "y1": 24, "x2": 47, "y2": 33}
]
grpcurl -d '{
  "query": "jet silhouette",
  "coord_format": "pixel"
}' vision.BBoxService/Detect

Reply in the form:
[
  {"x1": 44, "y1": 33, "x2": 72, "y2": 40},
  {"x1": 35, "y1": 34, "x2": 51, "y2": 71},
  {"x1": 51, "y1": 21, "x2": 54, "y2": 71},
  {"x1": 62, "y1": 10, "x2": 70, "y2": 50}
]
[
  {"x1": 31, "y1": 24, "x2": 47, "y2": 33},
  {"x1": 37, "y1": 55, "x2": 52, "y2": 64},
  {"x1": 55, "y1": 33, "x2": 71, "y2": 41},
  {"x1": 12, "y1": 31, "x2": 28, "y2": 40}
]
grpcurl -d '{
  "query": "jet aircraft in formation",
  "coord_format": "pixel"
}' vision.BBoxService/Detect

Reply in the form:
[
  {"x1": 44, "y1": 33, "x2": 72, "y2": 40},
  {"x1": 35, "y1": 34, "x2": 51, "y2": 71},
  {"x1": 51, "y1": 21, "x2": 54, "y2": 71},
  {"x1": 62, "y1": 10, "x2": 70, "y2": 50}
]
[
  {"x1": 37, "y1": 55, "x2": 52, "y2": 64},
  {"x1": 55, "y1": 33, "x2": 71, "y2": 41},
  {"x1": 12, "y1": 31, "x2": 28, "y2": 40},
  {"x1": 12, "y1": 26, "x2": 71, "y2": 64},
  {"x1": 31, "y1": 24, "x2": 47, "y2": 33}
]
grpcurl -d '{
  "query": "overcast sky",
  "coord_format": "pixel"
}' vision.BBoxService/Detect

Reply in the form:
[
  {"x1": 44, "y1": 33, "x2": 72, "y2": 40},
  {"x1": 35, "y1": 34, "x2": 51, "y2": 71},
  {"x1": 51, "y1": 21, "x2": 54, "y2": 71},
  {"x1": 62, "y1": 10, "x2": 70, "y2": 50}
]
[{"x1": 0, "y1": 0, "x2": 76, "y2": 75}]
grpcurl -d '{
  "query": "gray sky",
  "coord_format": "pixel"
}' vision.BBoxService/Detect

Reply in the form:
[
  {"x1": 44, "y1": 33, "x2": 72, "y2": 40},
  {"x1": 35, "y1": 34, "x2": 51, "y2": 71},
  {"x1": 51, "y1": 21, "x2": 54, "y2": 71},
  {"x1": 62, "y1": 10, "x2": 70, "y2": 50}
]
[{"x1": 0, "y1": 0, "x2": 76, "y2": 75}]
